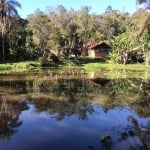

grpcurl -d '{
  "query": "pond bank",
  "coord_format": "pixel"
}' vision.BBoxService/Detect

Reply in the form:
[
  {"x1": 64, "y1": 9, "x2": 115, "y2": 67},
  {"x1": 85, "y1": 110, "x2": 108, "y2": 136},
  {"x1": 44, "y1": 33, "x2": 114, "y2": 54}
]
[{"x1": 0, "y1": 61, "x2": 150, "y2": 73}]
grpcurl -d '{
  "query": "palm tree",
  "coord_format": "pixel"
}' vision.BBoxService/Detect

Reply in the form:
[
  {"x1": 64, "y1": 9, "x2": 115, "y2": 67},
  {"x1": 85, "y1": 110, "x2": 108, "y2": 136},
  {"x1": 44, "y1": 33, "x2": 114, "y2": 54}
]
[{"x1": 0, "y1": 0, "x2": 21, "y2": 61}]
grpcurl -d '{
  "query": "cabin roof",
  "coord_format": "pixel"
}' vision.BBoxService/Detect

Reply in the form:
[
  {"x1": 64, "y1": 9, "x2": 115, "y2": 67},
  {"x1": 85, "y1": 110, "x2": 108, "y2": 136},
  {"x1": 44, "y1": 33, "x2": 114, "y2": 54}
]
[{"x1": 88, "y1": 42, "x2": 111, "y2": 50}]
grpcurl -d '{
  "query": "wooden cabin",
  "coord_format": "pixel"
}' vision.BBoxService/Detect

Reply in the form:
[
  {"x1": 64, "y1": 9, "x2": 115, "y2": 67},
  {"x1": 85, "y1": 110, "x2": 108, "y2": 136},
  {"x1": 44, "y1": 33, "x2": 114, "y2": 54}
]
[{"x1": 87, "y1": 42, "x2": 111, "y2": 58}]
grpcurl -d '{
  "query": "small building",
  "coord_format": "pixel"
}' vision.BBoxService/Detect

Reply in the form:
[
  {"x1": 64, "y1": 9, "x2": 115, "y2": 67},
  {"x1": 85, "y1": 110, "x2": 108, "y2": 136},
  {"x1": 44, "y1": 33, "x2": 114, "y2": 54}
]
[{"x1": 87, "y1": 42, "x2": 111, "y2": 58}]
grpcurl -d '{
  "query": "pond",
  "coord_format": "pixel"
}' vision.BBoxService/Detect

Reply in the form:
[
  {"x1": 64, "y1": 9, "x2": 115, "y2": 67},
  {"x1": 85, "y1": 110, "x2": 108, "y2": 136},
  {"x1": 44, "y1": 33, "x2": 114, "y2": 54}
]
[{"x1": 0, "y1": 69, "x2": 150, "y2": 150}]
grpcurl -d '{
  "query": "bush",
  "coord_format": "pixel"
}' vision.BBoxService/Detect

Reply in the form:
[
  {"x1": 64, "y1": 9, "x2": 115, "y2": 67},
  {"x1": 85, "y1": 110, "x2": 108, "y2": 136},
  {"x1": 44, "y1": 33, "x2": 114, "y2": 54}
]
[
  {"x1": 108, "y1": 52, "x2": 121, "y2": 64},
  {"x1": 38, "y1": 57, "x2": 49, "y2": 67},
  {"x1": 50, "y1": 54, "x2": 59, "y2": 63}
]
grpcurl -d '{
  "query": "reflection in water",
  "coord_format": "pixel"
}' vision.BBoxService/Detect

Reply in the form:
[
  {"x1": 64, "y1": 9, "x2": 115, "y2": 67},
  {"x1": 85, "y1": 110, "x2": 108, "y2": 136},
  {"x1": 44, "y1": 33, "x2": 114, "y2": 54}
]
[
  {"x1": 0, "y1": 99, "x2": 150, "y2": 150},
  {"x1": 0, "y1": 69, "x2": 149, "y2": 150},
  {"x1": 99, "y1": 116, "x2": 150, "y2": 150},
  {"x1": 0, "y1": 97, "x2": 28, "y2": 140},
  {"x1": 0, "y1": 97, "x2": 16, "y2": 140},
  {"x1": 127, "y1": 116, "x2": 150, "y2": 150}
]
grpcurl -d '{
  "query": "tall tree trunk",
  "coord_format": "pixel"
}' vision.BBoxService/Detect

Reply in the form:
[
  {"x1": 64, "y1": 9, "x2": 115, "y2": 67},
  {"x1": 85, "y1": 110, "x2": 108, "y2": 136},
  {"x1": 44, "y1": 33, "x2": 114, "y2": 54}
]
[
  {"x1": 1, "y1": 18, "x2": 6, "y2": 61},
  {"x1": 137, "y1": 13, "x2": 150, "y2": 39},
  {"x1": 1, "y1": 32, "x2": 5, "y2": 61},
  {"x1": 143, "y1": 44, "x2": 150, "y2": 65},
  {"x1": 145, "y1": 51, "x2": 150, "y2": 65}
]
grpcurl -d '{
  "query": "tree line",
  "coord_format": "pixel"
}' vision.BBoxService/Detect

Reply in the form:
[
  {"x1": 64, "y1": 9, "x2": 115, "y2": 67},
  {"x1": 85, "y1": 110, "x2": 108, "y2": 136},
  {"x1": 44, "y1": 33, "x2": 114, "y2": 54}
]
[{"x1": 0, "y1": 0, "x2": 150, "y2": 64}]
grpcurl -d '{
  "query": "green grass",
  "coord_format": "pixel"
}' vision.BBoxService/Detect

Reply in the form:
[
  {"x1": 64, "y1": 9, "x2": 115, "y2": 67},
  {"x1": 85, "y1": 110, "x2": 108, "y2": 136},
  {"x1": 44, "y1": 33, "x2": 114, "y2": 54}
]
[
  {"x1": 82, "y1": 63, "x2": 150, "y2": 79},
  {"x1": 82, "y1": 63, "x2": 150, "y2": 71},
  {"x1": 13, "y1": 61, "x2": 40, "y2": 71},
  {"x1": 0, "y1": 64, "x2": 12, "y2": 70},
  {"x1": 0, "y1": 61, "x2": 40, "y2": 73},
  {"x1": 0, "y1": 60, "x2": 149, "y2": 74},
  {"x1": 62, "y1": 60, "x2": 80, "y2": 68}
]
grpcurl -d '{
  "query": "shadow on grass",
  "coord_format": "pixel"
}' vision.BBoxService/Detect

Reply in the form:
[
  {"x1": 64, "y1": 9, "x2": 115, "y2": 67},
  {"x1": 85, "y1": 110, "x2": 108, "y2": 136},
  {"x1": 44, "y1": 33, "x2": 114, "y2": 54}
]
[
  {"x1": 61, "y1": 57, "x2": 107, "y2": 67},
  {"x1": 83, "y1": 58, "x2": 106, "y2": 64}
]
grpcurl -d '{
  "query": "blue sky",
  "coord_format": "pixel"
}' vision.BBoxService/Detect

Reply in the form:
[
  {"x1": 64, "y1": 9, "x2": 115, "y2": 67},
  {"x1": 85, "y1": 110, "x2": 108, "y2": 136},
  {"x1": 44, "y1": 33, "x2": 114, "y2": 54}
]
[{"x1": 17, "y1": 0, "x2": 137, "y2": 18}]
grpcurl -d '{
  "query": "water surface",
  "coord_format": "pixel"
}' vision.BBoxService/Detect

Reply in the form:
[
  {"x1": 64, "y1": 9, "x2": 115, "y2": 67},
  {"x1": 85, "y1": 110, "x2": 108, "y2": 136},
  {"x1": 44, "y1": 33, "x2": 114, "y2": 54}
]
[{"x1": 0, "y1": 69, "x2": 150, "y2": 150}]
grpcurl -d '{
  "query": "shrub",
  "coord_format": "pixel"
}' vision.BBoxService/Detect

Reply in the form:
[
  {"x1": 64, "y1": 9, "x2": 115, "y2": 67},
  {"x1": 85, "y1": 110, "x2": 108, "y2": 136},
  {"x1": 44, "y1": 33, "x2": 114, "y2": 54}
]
[
  {"x1": 38, "y1": 57, "x2": 49, "y2": 67},
  {"x1": 108, "y1": 52, "x2": 121, "y2": 64}
]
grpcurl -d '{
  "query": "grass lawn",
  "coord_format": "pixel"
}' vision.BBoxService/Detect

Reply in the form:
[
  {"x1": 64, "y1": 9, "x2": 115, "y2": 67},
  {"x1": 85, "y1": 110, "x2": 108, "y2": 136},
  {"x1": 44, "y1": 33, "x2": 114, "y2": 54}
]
[
  {"x1": 82, "y1": 63, "x2": 150, "y2": 71},
  {"x1": 0, "y1": 60, "x2": 149, "y2": 73},
  {"x1": 0, "y1": 61, "x2": 40, "y2": 73}
]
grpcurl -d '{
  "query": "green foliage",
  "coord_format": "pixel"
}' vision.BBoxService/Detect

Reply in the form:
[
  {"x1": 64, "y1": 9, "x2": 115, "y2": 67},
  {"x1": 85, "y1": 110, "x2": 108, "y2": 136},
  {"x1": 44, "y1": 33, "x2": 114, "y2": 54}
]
[
  {"x1": 108, "y1": 51, "x2": 121, "y2": 64},
  {"x1": 38, "y1": 57, "x2": 60, "y2": 67},
  {"x1": 38, "y1": 57, "x2": 49, "y2": 67},
  {"x1": 140, "y1": 33, "x2": 150, "y2": 44},
  {"x1": 111, "y1": 34, "x2": 131, "y2": 53},
  {"x1": 110, "y1": 34, "x2": 132, "y2": 64},
  {"x1": 99, "y1": 10, "x2": 128, "y2": 40},
  {"x1": 25, "y1": 5, "x2": 131, "y2": 60},
  {"x1": 0, "y1": 2, "x2": 149, "y2": 66},
  {"x1": 0, "y1": 0, "x2": 21, "y2": 61}
]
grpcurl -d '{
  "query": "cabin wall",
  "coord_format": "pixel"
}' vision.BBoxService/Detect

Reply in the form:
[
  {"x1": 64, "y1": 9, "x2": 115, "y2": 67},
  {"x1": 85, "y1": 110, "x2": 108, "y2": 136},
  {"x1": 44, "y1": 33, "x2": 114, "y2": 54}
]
[
  {"x1": 95, "y1": 50, "x2": 108, "y2": 58},
  {"x1": 88, "y1": 50, "x2": 95, "y2": 57},
  {"x1": 88, "y1": 49, "x2": 109, "y2": 58}
]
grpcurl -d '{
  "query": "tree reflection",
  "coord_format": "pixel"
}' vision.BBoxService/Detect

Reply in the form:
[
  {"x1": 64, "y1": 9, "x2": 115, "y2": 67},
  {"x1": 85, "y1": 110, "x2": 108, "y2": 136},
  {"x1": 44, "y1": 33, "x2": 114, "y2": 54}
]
[
  {"x1": 33, "y1": 98, "x2": 94, "y2": 121},
  {"x1": 0, "y1": 97, "x2": 28, "y2": 140},
  {"x1": 0, "y1": 70, "x2": 149, "y2": 149},
  {"x1": 0, "y1": 70, "x2": 149, "y2": 119},
  {"x1": 29, "y1": 76, "x2": 150, "y2": 121},
  {"x1": 131, "y1": 98, "x2": 150, "y2": 118},
  {"x1": 100, "y1": 116, "x2": 150, "y2": 150},
  {"x1": 126, "y1": 116, "x2": 150, "y2": 150}
]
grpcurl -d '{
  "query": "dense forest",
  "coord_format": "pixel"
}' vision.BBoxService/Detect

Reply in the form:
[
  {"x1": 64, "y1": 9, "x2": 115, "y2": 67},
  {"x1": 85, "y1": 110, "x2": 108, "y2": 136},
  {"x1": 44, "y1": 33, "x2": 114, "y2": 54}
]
[{"x1": 0, "y1": 0, "x2": 150, "y2": 65}]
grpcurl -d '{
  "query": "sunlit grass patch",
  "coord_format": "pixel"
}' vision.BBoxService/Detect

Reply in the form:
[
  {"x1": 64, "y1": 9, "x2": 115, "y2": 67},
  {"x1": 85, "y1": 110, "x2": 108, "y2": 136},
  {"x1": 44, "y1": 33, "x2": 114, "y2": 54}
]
[
  {"x1": 83, "y1": 63, "x2": 150, "y2": 71},
  {"x1": 0, "y1": 61, "x2": 40, "y2": 73},
  {"x1": 0, "y1": 64, "x2": 12, "y2": 70}
]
